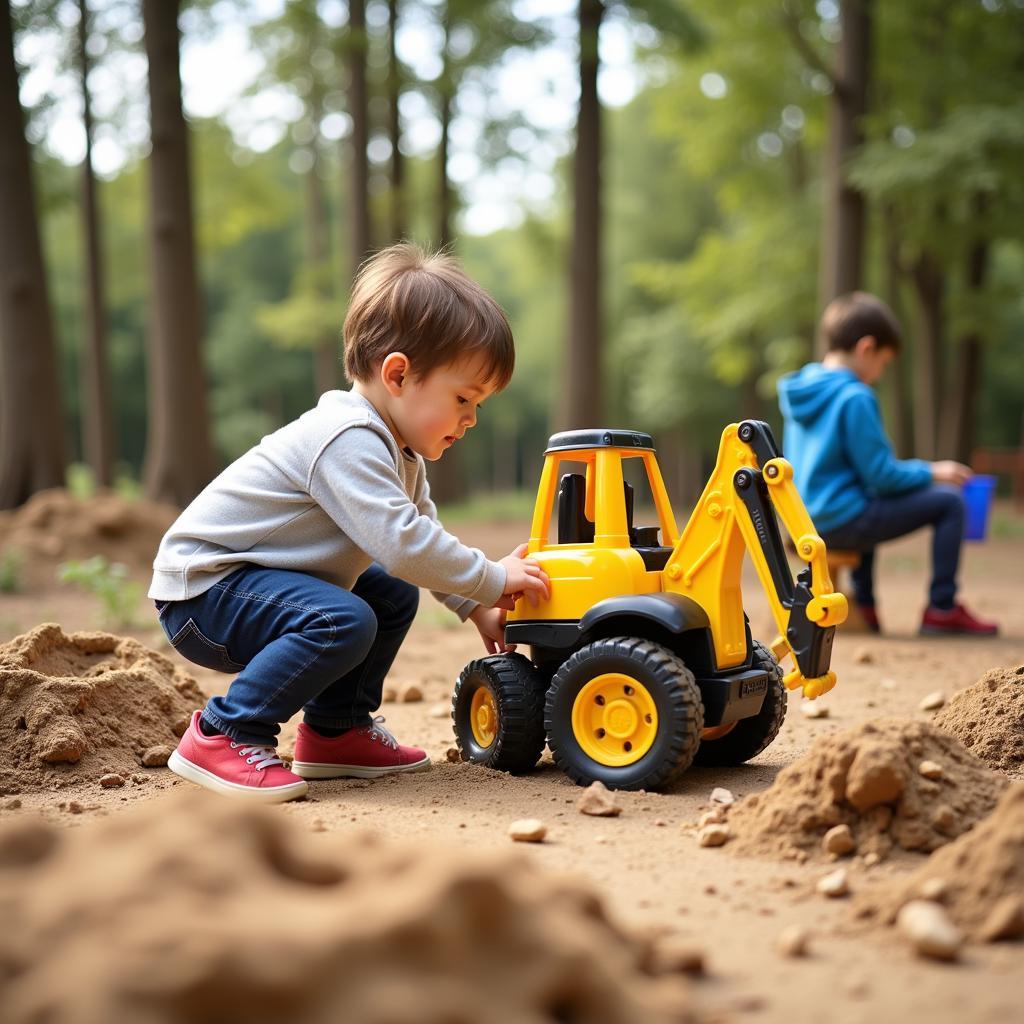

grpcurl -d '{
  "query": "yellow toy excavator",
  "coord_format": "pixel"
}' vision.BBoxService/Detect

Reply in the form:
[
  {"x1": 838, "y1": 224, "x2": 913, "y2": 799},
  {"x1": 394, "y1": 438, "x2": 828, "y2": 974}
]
[{"x1": 451, "y1": 420, "x2": 847, "y2": 791}]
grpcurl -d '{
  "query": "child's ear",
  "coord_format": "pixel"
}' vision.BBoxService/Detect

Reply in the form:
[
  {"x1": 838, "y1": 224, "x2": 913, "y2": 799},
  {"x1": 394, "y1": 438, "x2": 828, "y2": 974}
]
[
  {"x1": 380, "y1": 352, "x2": 410, "y2": 396},
  {"x1": 855, "y1": 334, "x2": 878, "y2": 357}
]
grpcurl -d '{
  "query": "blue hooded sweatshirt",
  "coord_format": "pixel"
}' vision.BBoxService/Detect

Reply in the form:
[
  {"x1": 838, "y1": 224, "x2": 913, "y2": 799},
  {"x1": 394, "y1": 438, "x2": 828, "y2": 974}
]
[{"x1": 777, "y1": 363, "x2": 932, "y2": 534}]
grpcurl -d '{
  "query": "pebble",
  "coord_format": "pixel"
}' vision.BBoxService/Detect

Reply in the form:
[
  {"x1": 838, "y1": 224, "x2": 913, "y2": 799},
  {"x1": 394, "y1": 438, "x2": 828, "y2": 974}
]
[
  {"x1": 801, "y1": 700, "x2": 829, "y2": 719},
  {"x1": 853, "y1": 647, "x2": 874, "y2": 664},
  {"x1": 508, "y1": 818, "x2": 547, "y2": 843},
  {"x1": 816, "y1": 868, "x2": 849, "y2": 898},
  {"x1": 917, "y1": 878, "x2": 948, "y2": 902},
  {"x1": 698, "y1": 807, "x2": 726, "y2": 827},
  {"x1": 919, "y1": 691, "x2": 946, "y2": 711},
  {"x1": 428, "y1": 702, "x2": 449, "y2": 718},
  {"x1": 99, "y1": 773, "x2": 125, "y2": 789},
  {"x1": 3, "y1": 798, "x2": 23, "y2": 810},
  {"x1": 897, "y1": 900, "x2": 961, "y2": 960},
  {"x1": 863, "y1": 852, "x2": 881, "y2": 868},
  {"x1": 399, "y1": 684, "x2": 424, "y2": 703},
  {"x1": 918, "y1": 759, "x2": 944, "y2": 780},
  {"x1": 710, "y1": 787, "x2": 735, "y2": 805},
  {"x1": 577, "y1": 781, "x2": 623, "y2": 817},
  {"x1": 822, "y1": 823, "x2": 856, "y2": 856},
  {"x1": 697, "y1": 824, "x2": 731, "y2": 847},
  {"x1": 652, "y1": 939, "x2": 706, "y2": 976},
  {"x1": 66, "y1": 801, "x2": 84, "y2": 815},
  {"x1": 777, "y1": 925, "x2": 811, "y2": 957},
  {"x1": 141, "y1": 745, "x2": 173, "y2": 767},
  {"x1": 444, "y1": 747, "x2": 462, "y2": 763}
]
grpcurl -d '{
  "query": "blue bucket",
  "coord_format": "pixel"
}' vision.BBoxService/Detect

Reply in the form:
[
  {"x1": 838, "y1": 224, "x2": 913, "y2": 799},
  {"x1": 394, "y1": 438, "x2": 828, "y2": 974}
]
[{"x1": 962, "y1": 475, "x2": 997, "y2": 541}]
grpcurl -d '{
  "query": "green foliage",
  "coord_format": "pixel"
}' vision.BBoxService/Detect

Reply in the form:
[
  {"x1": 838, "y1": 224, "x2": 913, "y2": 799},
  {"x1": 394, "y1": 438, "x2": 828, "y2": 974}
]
[
  {"x1": 57, "y1": 557, "x2": 142, "y2": 629},
  {"x1": 0, "y1": 550, "x2": 23, "y2": 594},
  {"x1": 66, "y1": 463, "x2": 97, "y2": 500}
]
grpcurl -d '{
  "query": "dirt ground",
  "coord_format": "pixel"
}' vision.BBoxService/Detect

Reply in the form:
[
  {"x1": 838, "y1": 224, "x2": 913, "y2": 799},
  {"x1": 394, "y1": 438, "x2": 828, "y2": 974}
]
[{"x1": 1, "y1": 504, "x2": 1023, "y2": 1024}]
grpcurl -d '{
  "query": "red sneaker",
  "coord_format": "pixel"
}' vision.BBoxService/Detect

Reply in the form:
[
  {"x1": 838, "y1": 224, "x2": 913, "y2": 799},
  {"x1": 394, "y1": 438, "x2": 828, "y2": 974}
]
[
  {"x1": 168, "y1": 711, "x2": 308, "y2": 803},
  {"x1": 858, "y1": 604, "x2": 882, "y2": 634},
  {"x1": 920, "y1": 604, "x2": 999, "y2": 636},
  {"x1": 292, "y1": 716, "x2": 431, "y2": 779}
]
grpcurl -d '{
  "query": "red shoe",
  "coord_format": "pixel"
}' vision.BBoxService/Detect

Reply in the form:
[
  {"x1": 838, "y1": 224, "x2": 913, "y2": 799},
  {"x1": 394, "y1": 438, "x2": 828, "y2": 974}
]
[
  {"x1": 292, "y1": 716, "x2": 431, "y2": 779},
  {"x1": 858, "y1": 604, "x2": 882, "y2": 634},
  {"x1": 168, "y1": 711, "x2": 308, "y2": 803},
  {"x1": 920, "y1": 604, "x2": 999, "y2": 636}
]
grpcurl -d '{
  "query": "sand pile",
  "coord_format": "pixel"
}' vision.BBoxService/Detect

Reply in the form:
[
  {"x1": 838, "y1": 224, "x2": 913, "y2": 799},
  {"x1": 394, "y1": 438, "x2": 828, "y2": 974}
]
[
  {"x1": 0, "y1": 488, "x2": 177, "y2": 574},
  {"x1": 0, "y1": 623, "x2": 203, "y2": 795},
  {"x1": 855, "y1": 784, "x2": 1024, "y2": 942},
  {"x1": 0, "y1": 792, "x2": 701, "y2": 1024},
  {"x1": 722, "y1": 719, "x2": 1008, "y2": 861},
  {"x1": 933, "y1": 663, "x2": 1024, "y2": 774}
]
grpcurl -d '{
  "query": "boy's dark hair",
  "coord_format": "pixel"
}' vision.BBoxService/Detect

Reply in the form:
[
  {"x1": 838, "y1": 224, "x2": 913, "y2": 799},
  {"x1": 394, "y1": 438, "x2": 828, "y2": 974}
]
[
  {"x1": 343, "y1": 243, "x2": 514, "y2": 389},
  {"x1": 819, "y1": 292, "x2": 902, "y2": 353}
]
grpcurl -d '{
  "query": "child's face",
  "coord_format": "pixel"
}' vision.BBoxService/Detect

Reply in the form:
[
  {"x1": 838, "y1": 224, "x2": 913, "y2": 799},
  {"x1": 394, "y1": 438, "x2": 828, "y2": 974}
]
[{"x1": 389, "y1": 353, "x2": 498, "y2": 461}]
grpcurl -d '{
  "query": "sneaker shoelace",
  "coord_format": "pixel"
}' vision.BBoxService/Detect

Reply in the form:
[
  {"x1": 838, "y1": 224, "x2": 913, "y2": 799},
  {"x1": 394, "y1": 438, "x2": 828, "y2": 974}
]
[
  {"x1": 229, "y1": 741, "x2": 283, "y2": 771},
  {"x1": 365, "y1": 715, "x2": 398, "y2": 750}
]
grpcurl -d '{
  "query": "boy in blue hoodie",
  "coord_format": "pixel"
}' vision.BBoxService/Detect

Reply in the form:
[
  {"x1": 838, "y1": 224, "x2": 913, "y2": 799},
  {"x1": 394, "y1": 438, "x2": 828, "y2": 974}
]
[{"x1": 777, "y1": 292, "x2": 997, "y2": 636}]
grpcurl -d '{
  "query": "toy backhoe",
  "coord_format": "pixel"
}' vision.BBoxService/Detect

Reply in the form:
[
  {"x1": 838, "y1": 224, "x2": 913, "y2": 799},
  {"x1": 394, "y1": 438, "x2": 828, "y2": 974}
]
[{"x1": 451, "y1": 420, "x2": 848, "y2": 791}]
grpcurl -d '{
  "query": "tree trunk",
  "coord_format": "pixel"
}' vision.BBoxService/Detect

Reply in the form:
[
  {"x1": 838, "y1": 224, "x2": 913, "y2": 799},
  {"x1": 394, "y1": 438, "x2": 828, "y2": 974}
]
[
  {"x1": 307, "y1": 82, "x2": 337, "y2": 397},
  {"x1": 910, "y1": 249, "x2": 945, "y2": 460},
  {"x1": 563, "y1": 0, "x2": 604, "y2": 430},
  {"x1": 882, "y1": 203, "x2": 913, "y2": 456},
  {"x1": 437, "y1": 5, "x2": 453, "y2": 249},
  {"x1": 817, "y1": 0, "x2": 871, "y2": 338},
  {"x1": 77, "y1": 0, "x2": 115, "y2": 487},
  {"x1": 346, "y1": 0, "x2": 371, "y2": 281},
  {"x1": 0, "y1": 3, "x2": 67, "y2": 509},
  {"x1": 141, "y1": 0, "x2": 215, "y2": 506},
  {"x1": 387, "y1": 0, "x2": 404, "y2": 243},
  {"x1": 944, "y1": 198, "x2": 989, "y2": 462}
]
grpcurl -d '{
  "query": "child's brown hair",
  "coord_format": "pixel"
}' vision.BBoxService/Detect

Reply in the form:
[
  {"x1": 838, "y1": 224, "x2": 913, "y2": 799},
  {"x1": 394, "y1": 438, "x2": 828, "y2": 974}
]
[
  {"x1": 819, "y1": 292, "x2": 903, "y2": 353},
  {"x1": 343, "y1": 243, "x2": 514, "y2": 389}
]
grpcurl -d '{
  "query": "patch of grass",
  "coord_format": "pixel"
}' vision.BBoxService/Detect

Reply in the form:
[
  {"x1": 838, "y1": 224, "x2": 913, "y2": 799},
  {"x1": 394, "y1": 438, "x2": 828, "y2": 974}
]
[
  {"x1": 0, "y1": 549, "x2": 23, "y2": 593},
  {"x1": 991, "y1": 508, "x2": 1024, "y2": 539},
  {"x1": 435, "y1": 490, "x2": 535, "y2": 525},
  {"x1": 57, "y1": 556, "x2": 142, "y2": 629}
]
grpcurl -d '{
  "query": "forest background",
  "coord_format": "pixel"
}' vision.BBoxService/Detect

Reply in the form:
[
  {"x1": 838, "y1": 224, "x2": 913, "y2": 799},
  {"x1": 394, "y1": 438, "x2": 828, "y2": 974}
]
[{"x1": 2, "y1": 0, "x2": 1023, "y2": 515}]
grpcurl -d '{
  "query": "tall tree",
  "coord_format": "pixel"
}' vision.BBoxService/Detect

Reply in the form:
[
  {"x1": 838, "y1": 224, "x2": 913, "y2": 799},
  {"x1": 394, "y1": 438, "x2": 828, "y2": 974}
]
[
  {"x1": 346, "y1": 0, "x2": 371, "y2": 279},
  {"x1": 0, "y1": 2, "x2": 67, "y2": 509},
  {"x1": 386, "y1": 0, "x2": 405, "y2": 243},
  {"x1": 77, "y1": 0, "x2": 116, "y2": 487},
  {"x1": 141, "y1": 0, "x2": 215, "y2": 505}
]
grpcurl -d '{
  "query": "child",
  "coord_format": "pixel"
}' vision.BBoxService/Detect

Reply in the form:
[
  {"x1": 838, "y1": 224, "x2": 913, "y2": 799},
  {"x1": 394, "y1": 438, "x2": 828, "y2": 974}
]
[
  {"x1": 777, "y1": 291, "x2": 997, "y2": 637},
  {"x1": 150, "y1": 243, "x2": 550, "y2": 803}
]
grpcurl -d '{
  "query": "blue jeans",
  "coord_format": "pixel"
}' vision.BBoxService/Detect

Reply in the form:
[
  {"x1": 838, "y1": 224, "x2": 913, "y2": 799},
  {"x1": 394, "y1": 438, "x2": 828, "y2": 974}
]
[
  {"x1": 156, "y1": 564, "x2": 419, "y2": 746},
  {"x1": 821, "y1": 485, "x2": 964, "y2": 611}
]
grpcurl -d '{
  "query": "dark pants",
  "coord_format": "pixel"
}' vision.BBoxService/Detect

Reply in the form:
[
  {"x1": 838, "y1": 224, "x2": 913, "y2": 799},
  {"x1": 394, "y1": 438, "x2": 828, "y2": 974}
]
[
  {"x1": 156, "y1": 564, "x2": 419, "y2": 745},
  {"x1": 821, "y1": 485, "x2": 964, "y2": 611}
]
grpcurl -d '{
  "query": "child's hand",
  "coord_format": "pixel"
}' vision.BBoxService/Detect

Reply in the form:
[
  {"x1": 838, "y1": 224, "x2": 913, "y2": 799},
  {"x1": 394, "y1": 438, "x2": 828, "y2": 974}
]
[
  {"x1": 931, "y1": 460, "x2": 972, "y2": 486},
  {"x1": 469, "y1": 606, "x2": 516, "y2": 655},
  {"x1": 498, "y1": 543, "x2": 550, "y2": 608}
]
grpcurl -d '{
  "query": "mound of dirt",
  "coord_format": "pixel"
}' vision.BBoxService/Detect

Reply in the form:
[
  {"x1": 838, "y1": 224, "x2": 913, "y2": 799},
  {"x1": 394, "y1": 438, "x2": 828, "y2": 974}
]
[
  {"x1": 855, "y1": 784, "x2": 1024, "y2": 942},
  {"x1": 933, "y1": 663, "x2": 1024, "y2": 774},
  {"x1": 0, "y1": 488, "x2": 177, "y2": 576},
  {"x1": 723, "y1": 719, "x2": 1008, "y2": 861},
  {"x1": 0, "y1": 792, "x2": 701, "y2": 1024},
  {"x1": 0, "y1": 623, "x2": 203, "y2": 795}
]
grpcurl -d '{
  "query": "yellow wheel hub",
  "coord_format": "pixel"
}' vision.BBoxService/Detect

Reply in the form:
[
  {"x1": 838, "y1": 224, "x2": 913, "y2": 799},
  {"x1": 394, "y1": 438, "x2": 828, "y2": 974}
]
[
  {"x1": 470, "y1": 687, "x2": 497, "y2": 748},
  {"x1": 572, "y1": 673, "x2": 658, "y2": 767}
]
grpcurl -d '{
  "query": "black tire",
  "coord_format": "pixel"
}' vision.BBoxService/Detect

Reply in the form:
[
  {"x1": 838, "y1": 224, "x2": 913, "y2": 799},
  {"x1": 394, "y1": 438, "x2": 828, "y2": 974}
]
[
  {"x1": 693, "y1": 640, "x2": 787, "y2": 767},
  {"x1": 545, "y1": 637, "x2": 704, "y2": 791},
  {"x1": 452, "y1": 654, "x2": 547, "y2": 773}
]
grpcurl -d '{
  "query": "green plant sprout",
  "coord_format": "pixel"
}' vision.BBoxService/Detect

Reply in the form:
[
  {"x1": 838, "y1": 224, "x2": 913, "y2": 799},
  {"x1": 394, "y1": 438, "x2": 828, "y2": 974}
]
[
  {"x1": 0, "y1": 549, "x2": 23, "y2": 593},
  {"x1": 58, "y1": 556, "x2": 142, "y2": 628}
]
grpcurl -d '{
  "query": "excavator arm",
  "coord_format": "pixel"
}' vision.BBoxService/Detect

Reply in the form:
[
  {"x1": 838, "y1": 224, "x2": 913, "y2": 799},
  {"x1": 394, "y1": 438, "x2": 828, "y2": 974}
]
[{"x1": 662, "y1": 420, "x2": 846, "y2": 699}]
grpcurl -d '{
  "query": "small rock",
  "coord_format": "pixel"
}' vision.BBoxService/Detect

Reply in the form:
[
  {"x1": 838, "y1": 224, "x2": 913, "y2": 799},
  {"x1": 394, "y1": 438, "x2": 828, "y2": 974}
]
[
  {"x1": 931, "y1": 805, "x2": 956, "y2": 833},
  {"x1": 698, "y1": 808, "x2": 726, "y2": 828},
  {"x1": 853, "y1": 647, "x2": 874, "y2": 665},
  {"x1": 141, "y1": 745, "x2": 173, "y2": 767},
  {"x1": 897, "y1": 900, "x2": 961, "y2": 961},
  {"x1": 918, "y1": 759, "x2": 944, "y2": 780},
  {"x1": 816, "y1": 868, "x2": 849, "y2": 898},
  {"x1": 801, "y1": 700, "x2": 829, "y2": 719},
  {"x1": 99, "y1": 773, "x2": 125, "y2": 789},
  {"x1": 67, "y1": 801, "x2": 84, "y2": 815},
  {"x1": 863, "y1": 852, "x2": 881, "y2": 868},
  {"x1": 381, "y1": 685, "x2": 397, "y2": 702},
  {"x1": 917, "y1": 878, "x2": 948, "y2": 902},
  {"x1": 445, "y1": 747, "x2": 462, "y2": 763},
  {"x1": 428, "y1": 702, "x2": 449, "y2": 718},
  {"x1": 3, "y1": 798, "x2": 23, "y2": 810},
  {"x1": 652, "y1": 939, "x2": 705, "y2": 976},
  {"x1": 399, "y1": 684, "x2": 424, "y2": 703},
  {"x1": 777, "y1": 925, "x2": 811, "y2": 957},
  {"x1": 978, "y1": 896, "x2": 1024, "y2": 942},
  {"x1": 822, "y1": 824, "x2": 856, "y2": 856},
  {"x1": 653, "y1": 818, "x2": 667, "y2": 827},
  {"x1": 710, "y1": 787, "x2": 735, "y2": 805},
  {"x1": 697, "y1": 824, "x2": 731, "y2": 848},
  {"x1": 919, "y1": 691, "x2": 946, "y2": 712},
  {"x1": 879, "y1": 677, "x2": 897, "y2": 691},
  {"x1": 310, "y1": 819, "x2": 327, "y2": 833},
  {"x1": 593, "y1": 835, "x2": 607, "y2": 845},
  {"x1": 508, "y1": 818, "x2": 547, "y2": 843},
  {"x1": 577, "y1": 781, "x2": 623, "y2": 817}
]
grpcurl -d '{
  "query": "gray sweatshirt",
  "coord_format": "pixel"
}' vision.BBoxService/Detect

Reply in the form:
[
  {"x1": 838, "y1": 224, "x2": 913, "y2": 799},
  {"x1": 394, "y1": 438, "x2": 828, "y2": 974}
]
[{"x1": 148, "y1": 390, "x2": 506, "y2": 618}]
